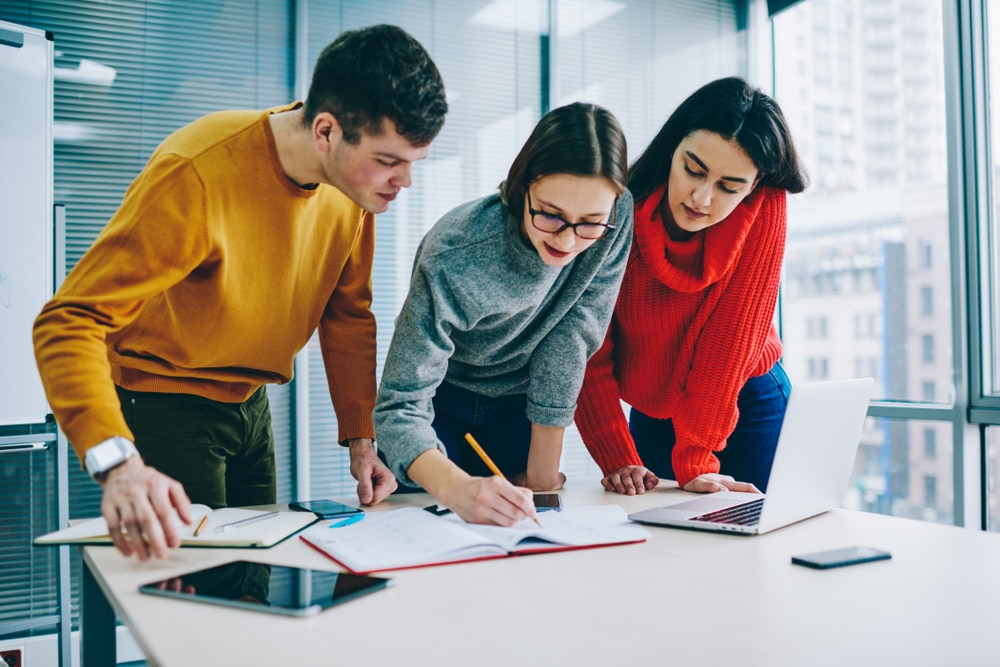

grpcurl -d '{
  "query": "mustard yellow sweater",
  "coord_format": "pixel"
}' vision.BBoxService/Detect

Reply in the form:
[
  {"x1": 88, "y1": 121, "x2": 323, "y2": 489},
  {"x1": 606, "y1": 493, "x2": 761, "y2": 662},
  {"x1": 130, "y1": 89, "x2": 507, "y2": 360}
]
[{"x1": 33, "y1": 104, "x2": 377, "y2": 460}]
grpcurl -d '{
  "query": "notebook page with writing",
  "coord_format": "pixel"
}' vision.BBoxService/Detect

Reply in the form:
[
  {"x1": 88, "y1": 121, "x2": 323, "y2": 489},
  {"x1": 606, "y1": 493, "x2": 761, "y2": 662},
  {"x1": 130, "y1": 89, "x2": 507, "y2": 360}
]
[
  {"x1": 451, "y1": 505, "x2": 651, "y2": 552},
  {"x1": 300, "y1": 505, "x2": 650, "y2": 574},
  {"x1": 301, "y1": 507, "x2": 506, "y2": 573}
]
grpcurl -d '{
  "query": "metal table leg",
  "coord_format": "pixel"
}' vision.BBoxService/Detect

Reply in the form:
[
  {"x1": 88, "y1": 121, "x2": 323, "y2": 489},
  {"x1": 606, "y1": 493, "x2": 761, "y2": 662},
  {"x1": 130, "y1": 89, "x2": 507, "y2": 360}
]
[{"x1": 81, "y1": 561, "x2": 116, "y2": 667}]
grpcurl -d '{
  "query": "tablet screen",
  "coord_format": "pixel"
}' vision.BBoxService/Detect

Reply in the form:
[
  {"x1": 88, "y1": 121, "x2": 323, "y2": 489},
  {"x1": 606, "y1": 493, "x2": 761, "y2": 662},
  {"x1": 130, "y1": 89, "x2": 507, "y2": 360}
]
[{"x1": 138, "y1": 560, "x2": 392, "y2": 616}]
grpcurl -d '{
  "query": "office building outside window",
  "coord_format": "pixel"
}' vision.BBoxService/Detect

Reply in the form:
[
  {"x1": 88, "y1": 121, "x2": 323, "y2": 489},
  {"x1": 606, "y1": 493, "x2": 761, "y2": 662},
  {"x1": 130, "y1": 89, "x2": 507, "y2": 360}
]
[{"x1": 774, "y1": 0, "x2": 954, "y2": 523}]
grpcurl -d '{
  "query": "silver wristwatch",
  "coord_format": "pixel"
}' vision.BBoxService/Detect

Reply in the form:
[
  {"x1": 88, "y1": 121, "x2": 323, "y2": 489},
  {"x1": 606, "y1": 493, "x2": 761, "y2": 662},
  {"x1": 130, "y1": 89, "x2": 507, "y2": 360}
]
[{"x1": 84, "y1": 436, "x2": 139, "y2": 481}]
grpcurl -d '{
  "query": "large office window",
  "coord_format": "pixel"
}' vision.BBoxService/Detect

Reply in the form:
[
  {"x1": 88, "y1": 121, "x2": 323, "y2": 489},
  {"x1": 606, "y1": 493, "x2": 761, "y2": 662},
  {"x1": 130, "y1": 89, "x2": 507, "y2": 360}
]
[
  {"x1": 773, "y1": 0, "x2": 955, "y2": 523},
  {"x1": 989, "y1": 1, "x2": 1000, "y2": 400}
]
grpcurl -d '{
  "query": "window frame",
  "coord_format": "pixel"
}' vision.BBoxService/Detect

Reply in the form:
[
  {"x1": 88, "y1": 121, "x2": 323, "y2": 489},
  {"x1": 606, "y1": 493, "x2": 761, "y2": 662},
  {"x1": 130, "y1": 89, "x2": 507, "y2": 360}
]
[{"x1": 771, "y1": 0, "x2": 984, "y2": 529}]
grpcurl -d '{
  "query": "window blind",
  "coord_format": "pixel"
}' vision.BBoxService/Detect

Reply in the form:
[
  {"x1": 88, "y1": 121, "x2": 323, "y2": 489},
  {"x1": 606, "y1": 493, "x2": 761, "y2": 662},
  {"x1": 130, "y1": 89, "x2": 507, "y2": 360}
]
[
  {"x1": 0, "y1": 0, "x2": 293, "y2": 632},
  {"x1": 304, "y1": 0, "x2": 544, "y2": 497},
  {"x1": 554, "y1": 0, "x2": 744, "y2": 477},
  {"x1": 0, "y1": 443, "x2": 57, "y2": 629}
]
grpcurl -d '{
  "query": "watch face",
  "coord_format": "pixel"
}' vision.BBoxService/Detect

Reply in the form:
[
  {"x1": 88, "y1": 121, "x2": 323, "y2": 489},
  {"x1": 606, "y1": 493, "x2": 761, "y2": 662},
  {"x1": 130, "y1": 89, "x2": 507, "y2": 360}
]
[
  {"x1": 86, "y1": 438, "x2": 132, "y2": 476},
  {"x1": 91, "y1": 445, "x2": 122, "y2": 468}
]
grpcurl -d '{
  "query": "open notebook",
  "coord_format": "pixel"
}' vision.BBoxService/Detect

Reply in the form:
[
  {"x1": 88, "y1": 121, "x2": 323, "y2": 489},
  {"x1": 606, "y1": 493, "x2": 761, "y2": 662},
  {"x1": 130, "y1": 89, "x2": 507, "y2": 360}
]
[
  {"x1": 34, "y1": 505, "x2": 318, "y2": 548},
  {"x1": 300, "y1": 505, "x2": 650, "y2": 574}
]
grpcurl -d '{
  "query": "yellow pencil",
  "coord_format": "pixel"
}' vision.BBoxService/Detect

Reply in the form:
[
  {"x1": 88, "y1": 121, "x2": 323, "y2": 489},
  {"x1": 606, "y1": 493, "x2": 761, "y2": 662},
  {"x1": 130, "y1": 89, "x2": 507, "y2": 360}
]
[
  {"x1": 193, "y1": 515, "x2": 209, "y2": 537},
  {"x1": 463, "y1": 432, "x2": 541, "y2": 527}
]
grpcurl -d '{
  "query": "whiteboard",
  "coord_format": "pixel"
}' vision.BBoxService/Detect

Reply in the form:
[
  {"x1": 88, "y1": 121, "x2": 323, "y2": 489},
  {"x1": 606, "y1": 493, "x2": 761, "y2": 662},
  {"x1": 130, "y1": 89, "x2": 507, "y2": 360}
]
[{"x1": 0, "y1": 21, "x2": 53, "y2": 426}]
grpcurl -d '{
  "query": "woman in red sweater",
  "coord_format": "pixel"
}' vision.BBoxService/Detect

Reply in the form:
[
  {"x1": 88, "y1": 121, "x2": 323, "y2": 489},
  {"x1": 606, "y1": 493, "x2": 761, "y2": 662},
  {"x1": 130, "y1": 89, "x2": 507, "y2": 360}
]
[{"x1": 577, "y1": 77, "x2": 807, "y2": 495}]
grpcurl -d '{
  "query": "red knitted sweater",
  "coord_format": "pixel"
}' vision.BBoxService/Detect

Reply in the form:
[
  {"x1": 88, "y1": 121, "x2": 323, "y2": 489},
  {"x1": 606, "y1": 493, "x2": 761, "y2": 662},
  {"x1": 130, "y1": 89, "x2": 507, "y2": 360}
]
[{"x1": 576, "y1": 183, "x2": 786, "y2": 487}]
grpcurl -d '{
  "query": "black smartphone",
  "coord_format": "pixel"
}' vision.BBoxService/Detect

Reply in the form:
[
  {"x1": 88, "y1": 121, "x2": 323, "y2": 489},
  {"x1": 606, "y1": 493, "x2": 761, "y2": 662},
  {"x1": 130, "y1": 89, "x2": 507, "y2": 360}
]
[
  {"x1": 791, "y1": 545, "x2": 891, "y2": 570},
  {"x1": 288, "y1": 499, "x2": 363, "y2": 519},
  {"x1": 139, "y1": 561, "x2": 392, "y2": 616},
  {"x1": 423, "y1": 504, "x2": 453, "y2": 516},
  {"x1": 533, "y1": 493, "x2": 563, "y2": 512}
]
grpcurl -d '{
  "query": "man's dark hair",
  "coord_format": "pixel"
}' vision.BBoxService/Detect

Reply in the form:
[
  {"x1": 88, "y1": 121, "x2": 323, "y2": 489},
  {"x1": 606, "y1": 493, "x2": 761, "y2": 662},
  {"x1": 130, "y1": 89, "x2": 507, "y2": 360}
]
[
  {"x1": 304, "y1": 24, "x2": 447, "y2": 146},
  {"x1": 629, "y1": 77, "x2": 808, "y2": 202}
]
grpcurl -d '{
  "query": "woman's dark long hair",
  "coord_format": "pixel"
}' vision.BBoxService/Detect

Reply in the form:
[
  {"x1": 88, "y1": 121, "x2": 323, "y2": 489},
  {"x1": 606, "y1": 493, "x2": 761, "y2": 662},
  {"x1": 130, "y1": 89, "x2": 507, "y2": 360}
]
[
  {"x1": 500, "y1": 102, "x2": 628, "y2": 220},
  {"x1": 629, "y1": 77, "x2": 808, "y2": 202}
]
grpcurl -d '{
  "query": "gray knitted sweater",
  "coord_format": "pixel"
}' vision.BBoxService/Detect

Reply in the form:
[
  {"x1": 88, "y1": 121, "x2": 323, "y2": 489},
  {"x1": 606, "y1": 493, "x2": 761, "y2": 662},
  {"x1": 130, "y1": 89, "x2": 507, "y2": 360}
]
[{"x1": 374, "y1": 190, "x2": 633, "y2": 484}]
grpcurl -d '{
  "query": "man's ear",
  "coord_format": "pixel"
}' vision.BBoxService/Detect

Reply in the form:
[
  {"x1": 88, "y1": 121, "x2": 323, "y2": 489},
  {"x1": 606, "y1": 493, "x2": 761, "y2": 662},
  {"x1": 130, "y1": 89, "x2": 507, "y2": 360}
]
[{"x1": 313, "y1": 112, "x2": 342, "y2": 153}]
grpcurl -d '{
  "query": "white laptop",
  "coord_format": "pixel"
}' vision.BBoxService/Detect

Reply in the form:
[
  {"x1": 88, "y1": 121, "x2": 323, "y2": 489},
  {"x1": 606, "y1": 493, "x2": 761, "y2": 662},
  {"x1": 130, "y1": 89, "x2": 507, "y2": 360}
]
[{"x1": 628, "y1": 378, "x2": 874, "y2": 535}]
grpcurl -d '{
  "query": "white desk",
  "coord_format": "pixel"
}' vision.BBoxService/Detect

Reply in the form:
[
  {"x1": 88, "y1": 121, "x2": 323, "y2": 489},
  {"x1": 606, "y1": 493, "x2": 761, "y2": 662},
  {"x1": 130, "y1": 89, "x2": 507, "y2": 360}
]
[{"x1": 80, "y1": 483, "x2": 1000, "y2": 666}]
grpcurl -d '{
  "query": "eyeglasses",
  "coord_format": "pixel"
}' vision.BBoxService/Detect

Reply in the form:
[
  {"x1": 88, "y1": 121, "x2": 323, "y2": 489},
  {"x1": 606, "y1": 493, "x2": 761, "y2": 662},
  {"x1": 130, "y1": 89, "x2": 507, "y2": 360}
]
[{"x1": 526, "y1": 191, "x2": 617, "y2": 240}]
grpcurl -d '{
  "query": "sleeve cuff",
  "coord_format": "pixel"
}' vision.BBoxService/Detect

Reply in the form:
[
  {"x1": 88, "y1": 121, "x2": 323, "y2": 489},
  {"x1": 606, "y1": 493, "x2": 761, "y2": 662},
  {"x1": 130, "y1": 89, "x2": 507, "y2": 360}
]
[
  {"x1": 525, "y1": 400, "x2": 576, "y2": 428},
  {"x1": 672, "y1": 445, "x2": 721, "y2": 488}
]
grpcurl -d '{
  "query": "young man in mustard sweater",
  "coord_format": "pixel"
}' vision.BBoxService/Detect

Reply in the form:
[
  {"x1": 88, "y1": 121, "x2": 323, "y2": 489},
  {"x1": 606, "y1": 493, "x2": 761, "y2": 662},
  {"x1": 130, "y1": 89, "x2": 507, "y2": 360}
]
[{"x1": 33, "y1": 24, "x2": 448, "y2": 561}]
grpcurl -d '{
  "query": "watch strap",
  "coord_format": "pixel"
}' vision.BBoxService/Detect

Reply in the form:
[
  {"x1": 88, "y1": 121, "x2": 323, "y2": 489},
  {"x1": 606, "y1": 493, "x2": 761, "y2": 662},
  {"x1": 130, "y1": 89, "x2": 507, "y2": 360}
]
[{"x1": 84, "y1": 436, "x2": 139, "y2": 480}]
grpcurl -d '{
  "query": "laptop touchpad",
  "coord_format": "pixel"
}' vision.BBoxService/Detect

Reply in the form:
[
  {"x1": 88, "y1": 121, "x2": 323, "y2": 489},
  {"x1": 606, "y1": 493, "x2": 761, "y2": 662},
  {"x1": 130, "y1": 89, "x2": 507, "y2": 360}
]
[{"x1": 668, "y1": 496, "x2": 744, "y2": 514}]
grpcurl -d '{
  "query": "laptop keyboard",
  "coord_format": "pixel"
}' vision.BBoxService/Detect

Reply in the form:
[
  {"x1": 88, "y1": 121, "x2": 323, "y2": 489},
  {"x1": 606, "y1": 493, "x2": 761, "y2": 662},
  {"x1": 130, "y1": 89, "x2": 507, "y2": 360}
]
[{"x1": 691, "y1": 498, "x2": 765, "y2": 526}]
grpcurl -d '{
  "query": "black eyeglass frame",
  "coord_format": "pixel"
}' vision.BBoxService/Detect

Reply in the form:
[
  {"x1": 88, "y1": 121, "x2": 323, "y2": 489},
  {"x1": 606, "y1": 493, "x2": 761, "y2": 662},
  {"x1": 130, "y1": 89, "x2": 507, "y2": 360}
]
[{"x1": 526, "y1": 190, "x2": 618, "y2": 240}]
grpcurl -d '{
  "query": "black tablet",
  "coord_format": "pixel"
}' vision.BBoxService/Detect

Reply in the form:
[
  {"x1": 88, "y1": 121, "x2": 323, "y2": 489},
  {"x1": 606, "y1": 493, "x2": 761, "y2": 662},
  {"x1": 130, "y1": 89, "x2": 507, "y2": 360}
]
[{"x1": 138, "y1": 560, "x2": 392, "y2": 617}]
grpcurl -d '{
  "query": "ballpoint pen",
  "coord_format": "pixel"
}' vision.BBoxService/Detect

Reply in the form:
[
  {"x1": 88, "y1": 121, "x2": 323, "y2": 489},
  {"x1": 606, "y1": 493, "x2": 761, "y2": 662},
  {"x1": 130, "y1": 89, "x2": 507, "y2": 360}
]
[
  {"x1": 213, "y1": 510, "x2": 280, "y2": 533},
  {"x1": 328, "y1": 514, "x2": 365, "y2": 528},
  {"x1": 464, "y1": 432, "x2": 542, "y2": 527}
]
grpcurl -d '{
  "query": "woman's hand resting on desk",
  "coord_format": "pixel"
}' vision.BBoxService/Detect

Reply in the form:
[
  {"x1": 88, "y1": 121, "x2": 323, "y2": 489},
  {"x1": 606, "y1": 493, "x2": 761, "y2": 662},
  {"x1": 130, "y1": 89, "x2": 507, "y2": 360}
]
[
  {"x1": 602, "y1": 465, "x2": 659, "y2": 495},
  {"x1": 682, "y1": 473, "x2": 760, "y2": 494}
]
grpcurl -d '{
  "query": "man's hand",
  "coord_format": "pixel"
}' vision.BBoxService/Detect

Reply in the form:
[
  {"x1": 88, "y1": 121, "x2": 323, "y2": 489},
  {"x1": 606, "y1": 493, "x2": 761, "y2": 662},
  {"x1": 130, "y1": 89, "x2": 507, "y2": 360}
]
[
  {"x1": 99, "y1": 456, "x2": 193, "y2": 561},
  {"x1": 347, "y1": 438, "x2": 397, "y2": 505},
  {"x1": 682, "y1": 473, "x2": 760, "y2": 494},
  {"x1": 601, "y1": 465, "x2": 659, "y2": 495}
]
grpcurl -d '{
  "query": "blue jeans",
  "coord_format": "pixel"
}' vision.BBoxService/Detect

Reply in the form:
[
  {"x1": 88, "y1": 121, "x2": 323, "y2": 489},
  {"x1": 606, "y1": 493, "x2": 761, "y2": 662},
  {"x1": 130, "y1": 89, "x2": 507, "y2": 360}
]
[
  {"x1": 432, "y1": 380, "x2": 532, "y2": 477},
  {"x1": 628, "y1": 362, "x2": 791, "y2": 492}
]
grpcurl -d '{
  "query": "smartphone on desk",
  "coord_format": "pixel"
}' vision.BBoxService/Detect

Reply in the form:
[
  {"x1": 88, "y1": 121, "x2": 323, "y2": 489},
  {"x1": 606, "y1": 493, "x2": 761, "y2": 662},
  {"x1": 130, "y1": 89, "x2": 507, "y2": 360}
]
[
  {"x1": 791, "y1": 545, "x2": 891, "y2": 570},
  {"x1": 289, "y1": 499, "x2": 362, "y2": 520},
  {"x1": 533, "y1": 493, "x2": 563, "y2": 512}
]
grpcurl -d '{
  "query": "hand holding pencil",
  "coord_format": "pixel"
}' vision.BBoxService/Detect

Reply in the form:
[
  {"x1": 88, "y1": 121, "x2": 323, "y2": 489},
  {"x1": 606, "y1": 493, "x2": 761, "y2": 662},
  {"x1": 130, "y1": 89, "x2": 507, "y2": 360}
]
[
  {"x1": 405, "y1": 438, "x2": 538, "y2": 527},
  {"x1": 464, "y1": 433, "x2": 542, "y2": 527}
]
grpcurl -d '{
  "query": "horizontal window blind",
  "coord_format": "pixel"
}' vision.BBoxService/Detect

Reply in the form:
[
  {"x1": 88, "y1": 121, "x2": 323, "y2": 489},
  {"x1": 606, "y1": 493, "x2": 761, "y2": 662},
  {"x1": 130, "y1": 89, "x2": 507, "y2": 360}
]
[
  {"x1": 305, "y1": 0, "x2": 544, "y2": 498},
  {"x1": 0, "y1": 443, "x2": 57, "y2": 630},
  {"x1": 554, "y1": 0, "x2": 744, "y2": 478},
  {"x1": 0, "y1": 0, "x2": 292, "y2": 631}
]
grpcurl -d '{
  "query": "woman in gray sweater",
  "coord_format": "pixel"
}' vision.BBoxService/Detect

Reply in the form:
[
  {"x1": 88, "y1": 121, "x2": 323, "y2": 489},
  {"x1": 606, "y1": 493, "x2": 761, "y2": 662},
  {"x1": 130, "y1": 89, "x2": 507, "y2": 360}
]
[{"x1": 374, "y1": 102, "x2": 632, "y2": 526}]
